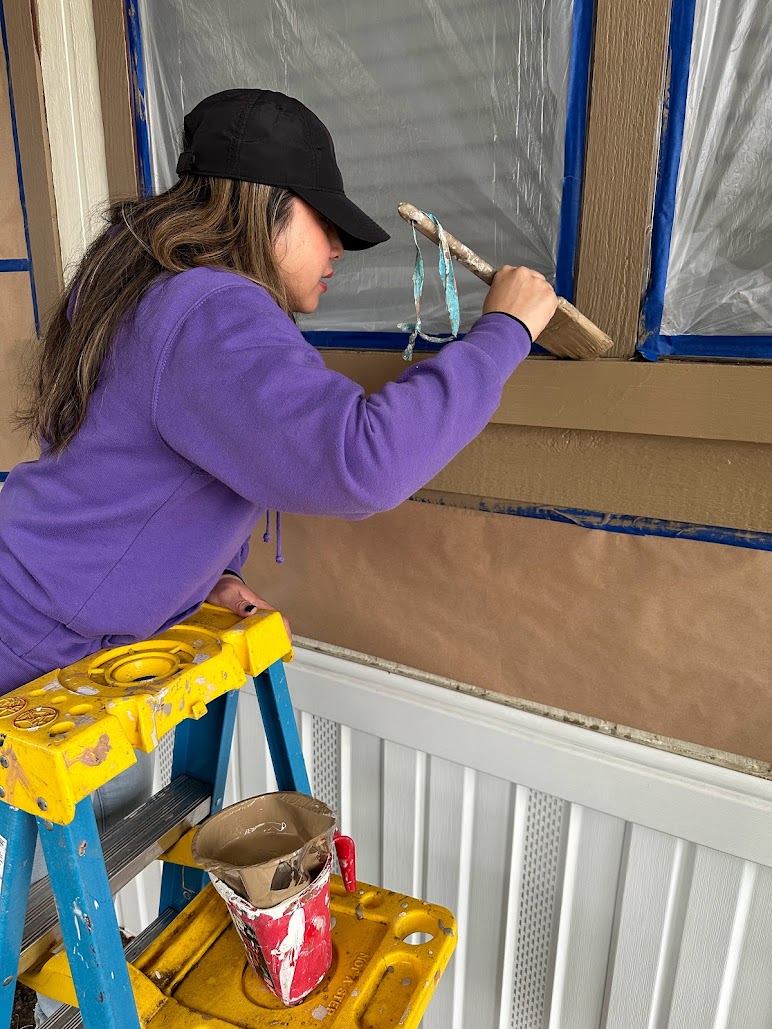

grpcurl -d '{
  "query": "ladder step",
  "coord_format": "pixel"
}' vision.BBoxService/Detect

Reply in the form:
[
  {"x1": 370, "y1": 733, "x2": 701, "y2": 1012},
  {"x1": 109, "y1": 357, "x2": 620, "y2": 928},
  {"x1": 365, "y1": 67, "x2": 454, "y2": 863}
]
[
  {"x1": 22, "y1": 775, "x2": 211, "y2": 971},
  {"x1": 39, "y1": 907, "x2": 178, "y2": 1029},
  {"x1": 40, "y1": 1003, "x2": 80, "y2": 1029},
  {"x1": 123, "y1": 907, "x2": 178, "y2": 963}
]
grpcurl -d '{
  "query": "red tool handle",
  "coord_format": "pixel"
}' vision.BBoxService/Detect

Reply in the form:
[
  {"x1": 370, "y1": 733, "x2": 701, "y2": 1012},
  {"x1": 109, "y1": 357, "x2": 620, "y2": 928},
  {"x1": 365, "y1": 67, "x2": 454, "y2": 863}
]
[{"x1": 333, "y1": 830, "x2": 357, "y2": 892}]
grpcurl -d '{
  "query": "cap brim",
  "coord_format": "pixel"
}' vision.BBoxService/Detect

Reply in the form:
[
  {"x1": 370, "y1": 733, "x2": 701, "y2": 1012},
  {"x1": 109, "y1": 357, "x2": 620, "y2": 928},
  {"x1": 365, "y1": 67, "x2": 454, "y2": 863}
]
[{"x1": 292, "y1": 186, "x2": 389, "y2": 251}]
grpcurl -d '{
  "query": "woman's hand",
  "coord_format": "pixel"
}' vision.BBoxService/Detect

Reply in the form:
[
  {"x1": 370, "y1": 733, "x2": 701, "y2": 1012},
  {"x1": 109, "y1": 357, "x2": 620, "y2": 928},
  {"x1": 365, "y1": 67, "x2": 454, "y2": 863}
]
[
  {"x1": 482, "y1": 265, "x2": 558, "y2": 341},
  {"x1": 206, "y1": 574, "x2": 292, "y2": 641}
]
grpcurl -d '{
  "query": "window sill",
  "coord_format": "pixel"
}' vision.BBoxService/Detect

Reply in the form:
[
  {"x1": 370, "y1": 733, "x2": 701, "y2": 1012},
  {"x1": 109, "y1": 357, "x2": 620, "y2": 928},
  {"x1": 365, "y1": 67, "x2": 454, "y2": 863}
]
[{"x1": 321, "y1": 351, "x2": 772, "y2": 445}]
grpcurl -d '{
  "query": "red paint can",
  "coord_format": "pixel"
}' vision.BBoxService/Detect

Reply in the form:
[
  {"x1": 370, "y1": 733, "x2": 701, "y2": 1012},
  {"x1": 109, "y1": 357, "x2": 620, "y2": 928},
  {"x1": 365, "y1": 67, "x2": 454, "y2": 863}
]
[{"x1": 211, "y1": 853, "x2": 333, "y2": 1005}]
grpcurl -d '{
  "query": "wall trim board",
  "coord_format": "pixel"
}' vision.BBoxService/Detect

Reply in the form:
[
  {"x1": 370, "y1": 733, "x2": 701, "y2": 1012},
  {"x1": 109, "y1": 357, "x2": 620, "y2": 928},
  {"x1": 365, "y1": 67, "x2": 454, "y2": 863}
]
[
  {"x1": 429, "y1": 425, "x2": 772, "y2": 534},
  {"x1": 412, "y1": 491, "x2": 772, "y2": 553},
  {"x1": 3, "y1": 0, "x2": 62, "y2": 324},
  {"x1": 574, "y1": 0, "x2": 672, "y2": 357},
  {"x1": 36, "y1": 0, "x2": 110, "y2": 275},
  {"x1": 92, "y1": 0, "x2": 137, "y2": 203},
  {"x1": 321, "y1": 350, "x2": 772, "y2": 445}
]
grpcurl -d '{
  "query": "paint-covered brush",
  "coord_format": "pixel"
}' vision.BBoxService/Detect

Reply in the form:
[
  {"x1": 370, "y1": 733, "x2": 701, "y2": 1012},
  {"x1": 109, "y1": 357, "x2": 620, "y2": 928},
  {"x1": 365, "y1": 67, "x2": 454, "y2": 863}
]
[{"x1": 397, "y1": 202, "x2": 614, "y2": 360}]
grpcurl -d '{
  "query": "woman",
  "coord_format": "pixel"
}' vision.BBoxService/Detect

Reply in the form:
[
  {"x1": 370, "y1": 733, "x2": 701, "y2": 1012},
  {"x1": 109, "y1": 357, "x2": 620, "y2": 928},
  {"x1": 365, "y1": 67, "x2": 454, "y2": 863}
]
[{"x1": 1, "y1": 87, "x2": 556, "y2": 697}]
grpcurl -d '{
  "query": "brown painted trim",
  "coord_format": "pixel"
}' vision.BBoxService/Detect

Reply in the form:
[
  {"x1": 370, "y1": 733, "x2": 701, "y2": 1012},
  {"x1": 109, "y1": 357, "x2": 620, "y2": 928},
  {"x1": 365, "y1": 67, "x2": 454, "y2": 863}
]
[
  {"x1": 92, "y1": 0, "x2": 137, "y2": 203},
  {"x1": 320, "y1": 351, "x2": 772, "y2": 445},
  {"x1": 4, "y1": 0, "x2": 63, "y2": 327},
  {"x1": 574, "y1": 0, "x2": 672, "y2": 357},
  {"x1": 428, "y1": 425, "x2": 772, "y2": 534}
]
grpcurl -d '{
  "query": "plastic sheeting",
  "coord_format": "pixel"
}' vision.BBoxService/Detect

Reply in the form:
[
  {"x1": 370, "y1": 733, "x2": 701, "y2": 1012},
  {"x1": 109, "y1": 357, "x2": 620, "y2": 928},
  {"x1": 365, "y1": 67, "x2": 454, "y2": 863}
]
[
  {"x1": 661, "y1": 0, "x2": 772, "y2": 337},
  {"x1": 138, "y1": 0, "x2": 571, "y2": 333}
]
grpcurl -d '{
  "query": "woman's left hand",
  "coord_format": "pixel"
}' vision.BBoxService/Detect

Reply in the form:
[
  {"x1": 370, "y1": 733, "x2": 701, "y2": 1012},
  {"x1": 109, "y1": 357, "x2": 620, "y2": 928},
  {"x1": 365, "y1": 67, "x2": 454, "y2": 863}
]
[{"x1": 205, "y1": 574, "x2": 292, "y2": 641}]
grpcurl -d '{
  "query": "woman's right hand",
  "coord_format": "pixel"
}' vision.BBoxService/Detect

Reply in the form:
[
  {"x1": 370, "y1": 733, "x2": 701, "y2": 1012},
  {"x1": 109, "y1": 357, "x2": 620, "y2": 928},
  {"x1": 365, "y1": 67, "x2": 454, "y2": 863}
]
[{"x1": 482, "y1": 265, "x2": 558, "y2": 341}]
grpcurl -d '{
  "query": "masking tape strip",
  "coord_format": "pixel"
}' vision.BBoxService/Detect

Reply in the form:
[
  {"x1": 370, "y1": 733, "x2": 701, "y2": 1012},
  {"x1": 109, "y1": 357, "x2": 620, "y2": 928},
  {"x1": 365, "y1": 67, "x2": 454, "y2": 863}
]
[
  {"x1": 637, "y1": 0, "x2": 698, "y2": 361},
  {"x1": 0, "y1": 0, "x2": 40, "y2": 330},
  {"x1": 123, "y1": 0, "x2": 153, "y2": 196},
  {"x1": 554, "y1": 0, "x2": 595, "y2": 302},
  {"x1": 411, "y1": 493, "x2": 772, "y2": 552}
]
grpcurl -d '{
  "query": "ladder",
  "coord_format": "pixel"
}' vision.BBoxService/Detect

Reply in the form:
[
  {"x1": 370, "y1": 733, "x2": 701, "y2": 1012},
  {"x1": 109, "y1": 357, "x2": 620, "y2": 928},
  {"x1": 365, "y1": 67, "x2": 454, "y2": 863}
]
[{"x1": 0, "y1": 605, "x2": 455, "y2": 1028}]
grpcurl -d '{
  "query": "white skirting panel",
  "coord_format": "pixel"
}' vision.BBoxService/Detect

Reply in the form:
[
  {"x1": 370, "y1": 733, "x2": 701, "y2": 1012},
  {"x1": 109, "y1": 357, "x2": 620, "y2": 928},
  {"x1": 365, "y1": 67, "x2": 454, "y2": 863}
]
[{"x1": 116, "y1": 645, "x2": 772, "y2": 1028}]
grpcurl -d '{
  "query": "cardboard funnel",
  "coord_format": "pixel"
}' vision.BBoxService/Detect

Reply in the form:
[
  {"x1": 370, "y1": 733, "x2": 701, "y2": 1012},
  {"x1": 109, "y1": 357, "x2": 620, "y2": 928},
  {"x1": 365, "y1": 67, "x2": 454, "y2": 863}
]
[{"x1": 192, "y1": 791, "x2": 336, "y2": 908}]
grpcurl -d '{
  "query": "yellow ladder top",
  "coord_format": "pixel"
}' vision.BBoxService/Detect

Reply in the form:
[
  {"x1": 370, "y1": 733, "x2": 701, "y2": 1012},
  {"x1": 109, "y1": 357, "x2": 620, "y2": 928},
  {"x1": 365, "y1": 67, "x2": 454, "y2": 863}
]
[{"x1": 0, "y1": 606, "x2": 292, "y2": 825}]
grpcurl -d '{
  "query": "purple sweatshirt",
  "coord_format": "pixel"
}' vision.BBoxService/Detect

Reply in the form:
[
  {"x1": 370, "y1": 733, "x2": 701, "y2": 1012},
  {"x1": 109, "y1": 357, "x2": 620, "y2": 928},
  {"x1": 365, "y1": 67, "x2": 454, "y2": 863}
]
[{"x1": 0, "y1": 267, "x2": 530, "y2": 693}]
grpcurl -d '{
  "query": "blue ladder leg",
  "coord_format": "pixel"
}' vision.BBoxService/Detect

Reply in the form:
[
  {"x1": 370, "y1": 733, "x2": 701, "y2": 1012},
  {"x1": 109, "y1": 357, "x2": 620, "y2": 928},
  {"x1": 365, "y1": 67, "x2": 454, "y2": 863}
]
[
  {"x1": 254, "y1": 660, "x2": 311, "y2": 794},
  {"x1": 0, "y1": 803, "x2": 37, "y2": 1029},
  {"x1": 159, "y1": 689, "x2": 239, "y2": 912},
  {"x1": 38, "y1": 798, "x2": 140, "y2": 1029}
]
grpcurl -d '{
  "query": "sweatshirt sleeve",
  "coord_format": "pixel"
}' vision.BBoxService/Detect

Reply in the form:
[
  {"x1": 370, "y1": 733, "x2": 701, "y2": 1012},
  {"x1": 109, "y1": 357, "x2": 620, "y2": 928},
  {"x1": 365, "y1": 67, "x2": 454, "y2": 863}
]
[
  {"x1": 223, "y1": 538, "x2": 250, "y2": 579},
  {"x1": 153, "y1": 282, "x2": 530, "y2": 518}
]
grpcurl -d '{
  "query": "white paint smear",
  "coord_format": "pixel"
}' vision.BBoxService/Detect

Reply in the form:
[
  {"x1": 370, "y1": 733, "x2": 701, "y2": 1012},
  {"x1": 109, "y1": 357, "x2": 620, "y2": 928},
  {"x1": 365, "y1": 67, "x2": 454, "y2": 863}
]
[{"x1": 276, "y1": 907, "x2": 305, "y2": 1005}]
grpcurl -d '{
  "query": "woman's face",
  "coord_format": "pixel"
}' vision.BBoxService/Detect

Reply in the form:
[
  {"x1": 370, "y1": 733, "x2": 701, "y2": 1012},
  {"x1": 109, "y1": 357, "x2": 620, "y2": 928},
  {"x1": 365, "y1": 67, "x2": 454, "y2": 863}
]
[{"x1": 275, "y1": 197, "x2": 344, "y2": 313}]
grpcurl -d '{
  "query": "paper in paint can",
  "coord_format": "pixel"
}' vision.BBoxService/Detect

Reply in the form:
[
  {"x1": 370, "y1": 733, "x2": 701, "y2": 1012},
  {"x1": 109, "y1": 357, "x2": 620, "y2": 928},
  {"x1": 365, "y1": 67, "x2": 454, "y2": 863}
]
[
  {"x1": 210, "y1": 853, "x2": 333, "y2": 1005},
  {"x1": 191, "y1": 791, "x2": 336, "y2": 908}
]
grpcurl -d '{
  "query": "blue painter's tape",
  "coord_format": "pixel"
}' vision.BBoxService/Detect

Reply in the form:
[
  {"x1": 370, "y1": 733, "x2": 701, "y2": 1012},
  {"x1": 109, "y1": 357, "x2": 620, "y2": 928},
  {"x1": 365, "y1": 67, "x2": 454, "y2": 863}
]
[
  {"x1": 303, "y1": 330, "x2": 551, "y2": 357},
  {"x1": 637, "y1": 0, "x2": 699, "y2": 360},
  {"x1": 412, "y1": 495, "x2": 772, "y2": 553},
  {"x1": 306, "y1": 330, "x2": 447, "y2": 353},
  {"x1": 641, "y1": 334, "x2": 772, "y2": 361},
  {"x1": 0, "y1": 259, "x2": 29, "y2": 272},
  {"x1": 555, "y1": 0, "x2": 595, "y2": 302},
  {"x1": 124, "y1": 0, "x2": 153, "y2": 195},
  {"x1": 0, "y1": 0, "x2": 40, "y2": 331},
  {"x1": 636, "y1": 332, "x2": 662, "y2": 362}
]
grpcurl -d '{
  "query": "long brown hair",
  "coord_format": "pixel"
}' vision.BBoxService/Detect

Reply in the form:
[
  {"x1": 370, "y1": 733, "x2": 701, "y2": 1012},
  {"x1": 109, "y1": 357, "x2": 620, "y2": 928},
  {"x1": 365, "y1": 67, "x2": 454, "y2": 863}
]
[{"x1": 19, "y1": 175, "x2": 294, "y2": 454}]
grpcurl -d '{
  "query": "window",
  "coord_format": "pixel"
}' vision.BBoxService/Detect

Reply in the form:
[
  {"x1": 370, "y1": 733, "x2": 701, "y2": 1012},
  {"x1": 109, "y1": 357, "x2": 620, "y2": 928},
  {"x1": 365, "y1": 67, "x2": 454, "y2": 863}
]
[
  {"x1": 640, "y1": 0, "x2": 772, "y2": 360},
  {"x1": 137, "y1": 0, "x2": 592, "y2": 348}
]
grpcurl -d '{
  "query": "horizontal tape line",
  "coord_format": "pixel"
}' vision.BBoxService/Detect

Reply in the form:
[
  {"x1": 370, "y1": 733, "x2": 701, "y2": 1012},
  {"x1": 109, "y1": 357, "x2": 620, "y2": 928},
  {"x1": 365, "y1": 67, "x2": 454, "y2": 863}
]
[{"x1": 412, "y1": 494, "x2": 772, "y2": 552}]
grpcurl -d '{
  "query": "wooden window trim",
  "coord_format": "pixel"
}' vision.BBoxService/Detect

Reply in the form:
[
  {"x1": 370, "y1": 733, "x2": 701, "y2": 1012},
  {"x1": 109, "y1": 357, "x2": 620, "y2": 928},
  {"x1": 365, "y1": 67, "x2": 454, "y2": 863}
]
[{"x1": 321, "y1": 352, "x2": 772, "y2": 446}]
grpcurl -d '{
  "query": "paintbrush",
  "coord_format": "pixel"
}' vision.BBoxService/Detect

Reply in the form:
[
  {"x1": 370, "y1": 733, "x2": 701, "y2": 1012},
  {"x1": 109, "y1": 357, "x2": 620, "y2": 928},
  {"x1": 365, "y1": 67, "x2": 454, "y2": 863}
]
[{"x1": 397, "y1": 202, "x2": 614, "y2": 360}]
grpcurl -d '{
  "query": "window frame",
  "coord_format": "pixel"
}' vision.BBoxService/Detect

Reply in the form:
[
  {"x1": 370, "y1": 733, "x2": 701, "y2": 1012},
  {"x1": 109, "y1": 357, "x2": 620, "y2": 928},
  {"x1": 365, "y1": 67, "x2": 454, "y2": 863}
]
[{"x1": 638, "y1": 0, "x2": 772, "y2": 362}]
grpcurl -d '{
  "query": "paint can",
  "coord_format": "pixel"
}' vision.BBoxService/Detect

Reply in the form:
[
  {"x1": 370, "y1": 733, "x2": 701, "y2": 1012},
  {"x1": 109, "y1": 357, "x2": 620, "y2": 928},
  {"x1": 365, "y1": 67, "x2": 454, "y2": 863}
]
[
  {"x1": 192, "y1": 792, "x2": 357, "y2": 1005},
  {"x1": 210, "y1": 852, "x2": 333, "y2": 1005}
]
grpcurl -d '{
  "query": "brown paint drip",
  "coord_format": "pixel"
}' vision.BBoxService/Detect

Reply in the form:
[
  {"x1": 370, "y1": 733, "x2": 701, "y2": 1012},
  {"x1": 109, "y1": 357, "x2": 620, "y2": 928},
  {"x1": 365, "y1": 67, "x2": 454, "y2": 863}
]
[
  {"x1": 68, "y1": 733, "x2": 112, "y2": 767},
  {"x1": 2, "y1": 745, "x2": 33, "y2": 803}
]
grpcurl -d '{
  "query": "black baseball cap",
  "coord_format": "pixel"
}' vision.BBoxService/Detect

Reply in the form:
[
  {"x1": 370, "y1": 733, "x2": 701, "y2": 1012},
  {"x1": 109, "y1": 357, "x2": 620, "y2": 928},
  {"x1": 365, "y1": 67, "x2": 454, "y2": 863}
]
[{"x1": 176, "y1": 88, "x2": 389, "y2": 251}]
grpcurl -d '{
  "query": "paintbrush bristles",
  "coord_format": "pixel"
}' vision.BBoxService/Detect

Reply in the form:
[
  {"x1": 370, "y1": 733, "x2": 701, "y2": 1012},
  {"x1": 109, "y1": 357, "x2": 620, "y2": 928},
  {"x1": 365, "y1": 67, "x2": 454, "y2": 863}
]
[
  {"x1": 540, "y1": 301, "x2": 614, "y2": 359},
  {"x1": 397, "y1": 201, "x2": 615, "y2": 360}
]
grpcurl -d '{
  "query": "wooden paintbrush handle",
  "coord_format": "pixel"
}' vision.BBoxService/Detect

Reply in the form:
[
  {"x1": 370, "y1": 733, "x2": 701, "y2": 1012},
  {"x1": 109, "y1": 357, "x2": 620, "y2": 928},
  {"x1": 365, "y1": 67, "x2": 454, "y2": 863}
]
[
  {"x1": 398, "y1": 202, "x2": 496, "y2": 284},
  {"x1": 396, "y1": 202, "x2": 606, "y2": 347}
]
